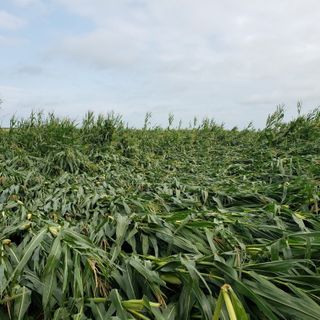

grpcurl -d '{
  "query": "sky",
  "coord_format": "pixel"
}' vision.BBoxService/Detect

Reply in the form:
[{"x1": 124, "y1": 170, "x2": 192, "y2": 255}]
[{"x1": 1, "y1": 0, "x2": 320, "y2": 128}]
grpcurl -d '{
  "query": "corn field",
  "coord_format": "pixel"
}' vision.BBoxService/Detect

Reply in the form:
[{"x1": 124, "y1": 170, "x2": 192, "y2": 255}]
[{"x1": 0, "y1": 107, "x2": 320, "y2": 319}]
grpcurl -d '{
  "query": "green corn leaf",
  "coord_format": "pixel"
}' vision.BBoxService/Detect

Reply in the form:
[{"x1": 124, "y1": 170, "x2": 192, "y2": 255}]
[
  {"x1": 109, "y1": 289, "x2": 128, "y2": 320},
  {"x1": 3, "y1": 228, "x2": 47, "y2": 293},
  {"x1": 90, "y1": 301, "x2": 107, "y2": 320},
  {"x1": 42, "y1": 232, "x2": 62, "y2": 311},
  {"x1": 13, "y1": 286, "x2": 31, "y2": 320}
]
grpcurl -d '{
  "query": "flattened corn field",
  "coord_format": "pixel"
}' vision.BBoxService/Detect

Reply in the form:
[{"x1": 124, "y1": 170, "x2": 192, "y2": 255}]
[{"x1": 0, "y1": 108, "x2": 320, "y2": 320}]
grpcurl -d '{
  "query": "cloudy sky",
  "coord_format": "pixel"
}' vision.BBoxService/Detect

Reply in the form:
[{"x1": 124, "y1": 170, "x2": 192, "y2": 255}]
[{"x1": 1, "y1": 0, "x2": 320, "y2": 127}]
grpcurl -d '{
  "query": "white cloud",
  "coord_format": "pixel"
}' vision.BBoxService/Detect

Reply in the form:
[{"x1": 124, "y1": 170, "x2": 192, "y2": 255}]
[
  {"x1": 0, "y1": 35, "x2": 21, "y2": 46},
  {"x1": 16, "y1": 65, "x2": 44, "y2": 75},
  {"x1": 54, "y1": 1, "x2": 320, "y2": 76},
  {"x1": 0, "y1": 85, "x2": 29, "y2": 103},
  {"x1": 60, "y1": 23, "x2": 149, "y2": 68},
  {"x1": 2, "y1": 0, "x2": 320, "y2": 127},
  {"x1": 56, "y1": 0, "x2": 320, "y2": 115},
  {"x1": 0, "y1": 10, "x2": 26, "y2": 29},
  {"x1": 0, "y1": 85, "x2": 28, "y2": 124},
  {"x1": 11, "y1": 0, "x2": 41, "y2": 7}
]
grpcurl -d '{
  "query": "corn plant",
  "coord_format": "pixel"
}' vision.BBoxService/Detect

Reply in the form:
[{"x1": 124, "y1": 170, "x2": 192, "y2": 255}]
[{"x1": 0, "y1": 107, "x2": 319, "y2": 319}]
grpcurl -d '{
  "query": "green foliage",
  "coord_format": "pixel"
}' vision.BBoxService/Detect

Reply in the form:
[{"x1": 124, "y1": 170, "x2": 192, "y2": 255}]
[
  {"x1": 0, "y1": 107, "x2": 319, "y2": 319},
  {"x1": 81, "y1": 111, "x2": 123, "y2": 149}
]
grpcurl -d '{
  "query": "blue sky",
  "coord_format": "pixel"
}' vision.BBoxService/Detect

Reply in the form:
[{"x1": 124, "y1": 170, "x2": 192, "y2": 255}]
[{"x1": 1, "y1": 0, "x2": 320, "y2": 128}]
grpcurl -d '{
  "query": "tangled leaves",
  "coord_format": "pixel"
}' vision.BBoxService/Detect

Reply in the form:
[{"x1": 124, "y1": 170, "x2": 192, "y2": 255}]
[{"x1": 0, "y1": 108, "x2": 320, "y2": 319}]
